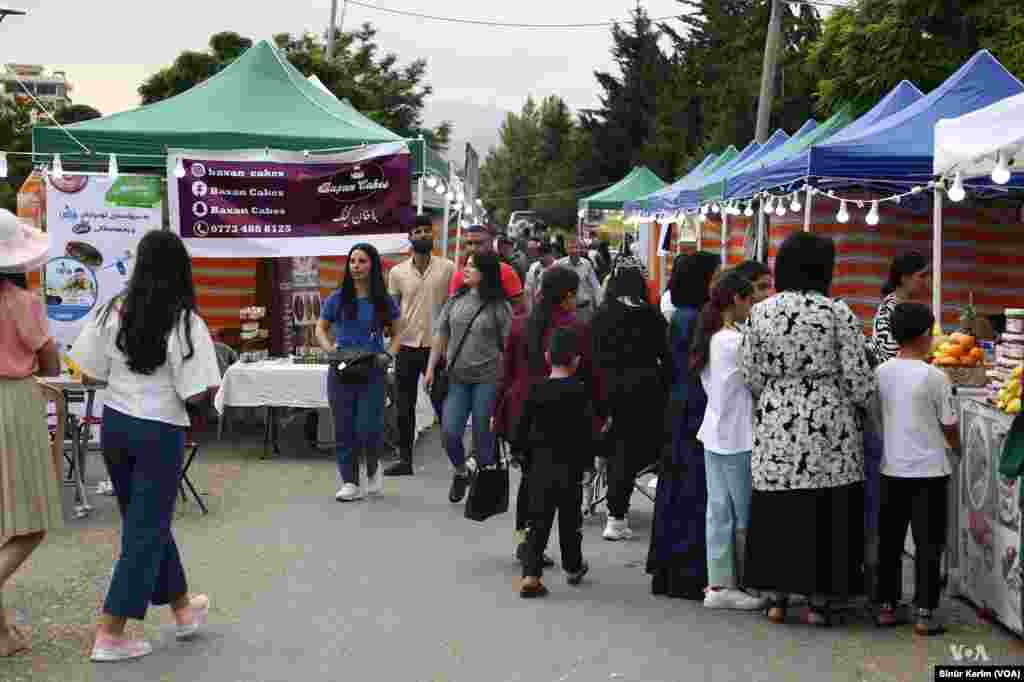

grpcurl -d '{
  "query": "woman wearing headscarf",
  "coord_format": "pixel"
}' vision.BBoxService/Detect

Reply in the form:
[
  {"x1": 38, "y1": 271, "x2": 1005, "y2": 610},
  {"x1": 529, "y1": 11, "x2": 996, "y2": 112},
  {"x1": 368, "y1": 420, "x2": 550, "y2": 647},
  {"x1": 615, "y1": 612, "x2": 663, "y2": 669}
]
[
  {"x1": 494, "y1": 266, "x2": 603, "y2": 563},
  {"x1": 740, "y1": 232, "x2": 876, "y2": 626},
  {"x1": 646, "y1": 251, "x2": 720, "y2": 599},
  {"x1": 591, "y1": 262, "x2": 669, "y2": 541},
  {"x1": 0, "y1": 210, "x2": 62, "y2": 657}
]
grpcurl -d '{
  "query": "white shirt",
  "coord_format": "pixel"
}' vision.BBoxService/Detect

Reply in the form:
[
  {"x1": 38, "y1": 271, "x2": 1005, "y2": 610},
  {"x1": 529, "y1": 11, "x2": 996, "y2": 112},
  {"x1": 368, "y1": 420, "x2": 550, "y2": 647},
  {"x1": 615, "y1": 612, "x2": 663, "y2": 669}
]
[
  {"x1": 697, "y1": 328, "x2": 754, "y2": 454},
  {"x1": 875, "y1": 358, "x2": 959, "y2": 478},
  {"x1": 72, "y1": 307, "x2": 221, "y2": 427},
  {"x1": 660, "y1": 290, "x2": 677, "y2": 323}
]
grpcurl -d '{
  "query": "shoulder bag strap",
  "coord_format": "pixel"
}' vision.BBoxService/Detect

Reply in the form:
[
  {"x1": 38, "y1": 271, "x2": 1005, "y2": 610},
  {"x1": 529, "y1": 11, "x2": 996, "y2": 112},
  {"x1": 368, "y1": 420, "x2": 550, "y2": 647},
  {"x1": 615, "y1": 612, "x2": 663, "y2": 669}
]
[{"x1": 448, "y1": 301, "x2": 489, "y2": 373}]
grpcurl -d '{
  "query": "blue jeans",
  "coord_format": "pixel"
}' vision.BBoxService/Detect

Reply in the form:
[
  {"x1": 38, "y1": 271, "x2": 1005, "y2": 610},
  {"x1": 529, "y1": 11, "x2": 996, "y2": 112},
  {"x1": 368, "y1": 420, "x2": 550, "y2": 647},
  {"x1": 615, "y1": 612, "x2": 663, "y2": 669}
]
[
  {"x1": 442, "y1": 381, "x2": 498, "y2": 469},
  {"x1": 100, "y1": 408, "x2": 188, "y2": 620},
  {"x1": 705, "y1": 449, "x2": 754, "y2": 588},
  {"x1": 327, "y1": 370, "x2": 386, "y2": 484}
]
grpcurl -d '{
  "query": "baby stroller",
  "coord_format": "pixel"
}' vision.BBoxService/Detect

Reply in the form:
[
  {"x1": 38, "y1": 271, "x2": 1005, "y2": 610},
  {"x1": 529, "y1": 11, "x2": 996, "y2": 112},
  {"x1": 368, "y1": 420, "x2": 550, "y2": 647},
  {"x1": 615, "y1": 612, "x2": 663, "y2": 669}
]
[{"x1": 582, "y1": 460, "x2": 658, "y2": 518}]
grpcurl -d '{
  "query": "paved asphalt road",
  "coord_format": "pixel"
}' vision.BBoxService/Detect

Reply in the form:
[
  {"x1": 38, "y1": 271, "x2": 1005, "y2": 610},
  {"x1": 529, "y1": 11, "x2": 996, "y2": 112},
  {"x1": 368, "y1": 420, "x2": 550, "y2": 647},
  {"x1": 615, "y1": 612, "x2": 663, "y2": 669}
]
[{"x1": 7, "y1": 395, "x2": 1022, "y2": 681}]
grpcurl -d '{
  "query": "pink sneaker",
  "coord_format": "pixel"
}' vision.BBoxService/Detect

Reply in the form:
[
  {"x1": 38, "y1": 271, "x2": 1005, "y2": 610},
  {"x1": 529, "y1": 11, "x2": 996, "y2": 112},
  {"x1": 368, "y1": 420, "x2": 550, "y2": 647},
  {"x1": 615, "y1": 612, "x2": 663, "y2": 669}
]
[
  {"x1": 90, "y1": 634, "x2": 152, "y2": 662},
  {"x1": 174, "y1": 594, "x2": 210, "y2": 640}
]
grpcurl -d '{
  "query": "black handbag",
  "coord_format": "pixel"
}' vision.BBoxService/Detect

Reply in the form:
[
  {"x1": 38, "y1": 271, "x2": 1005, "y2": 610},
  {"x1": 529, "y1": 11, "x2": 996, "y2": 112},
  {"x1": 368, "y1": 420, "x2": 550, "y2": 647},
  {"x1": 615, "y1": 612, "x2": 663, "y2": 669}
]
[
  {"x1": 430, "y1": 300, "x2": 492, "y2": 406},
  {"x1": 464, "y1": 442, "x2": 511, "y2": 522},
  {"x1": 330, "y1": 348, "x2": 390, "y2": 384}
]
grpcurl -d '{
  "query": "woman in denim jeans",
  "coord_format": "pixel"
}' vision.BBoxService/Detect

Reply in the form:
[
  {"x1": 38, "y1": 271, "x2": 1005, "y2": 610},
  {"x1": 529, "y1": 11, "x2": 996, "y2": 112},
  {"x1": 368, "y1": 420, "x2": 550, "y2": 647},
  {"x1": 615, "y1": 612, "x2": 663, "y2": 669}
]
[
  {"x1": 426, "y1": 252, "x2": 512, "y2": 504},
  {"x1": 317, "y1": 243, "x2": 399, "y2": 502},
  {"x1": 72, "y1": 231, "x2": 221, "y2": 662}
]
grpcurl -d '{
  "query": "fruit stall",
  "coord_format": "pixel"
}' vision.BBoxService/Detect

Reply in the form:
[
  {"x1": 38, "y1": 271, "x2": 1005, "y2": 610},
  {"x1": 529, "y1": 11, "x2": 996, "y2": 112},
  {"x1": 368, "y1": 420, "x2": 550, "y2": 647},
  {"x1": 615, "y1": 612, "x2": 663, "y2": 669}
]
[{"x1": 941, "y1": 306, "x2": 1023, "y2": 637}]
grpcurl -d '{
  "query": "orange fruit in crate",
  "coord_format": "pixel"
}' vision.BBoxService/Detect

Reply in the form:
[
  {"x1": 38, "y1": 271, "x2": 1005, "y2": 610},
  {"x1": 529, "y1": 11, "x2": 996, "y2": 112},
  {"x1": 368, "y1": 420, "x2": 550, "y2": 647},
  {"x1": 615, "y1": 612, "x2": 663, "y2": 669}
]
[
  {"x1": 968, "y1": 347, "x2": 984, "y2": 363},
  {"x1": 935, "y1": 355, "x2": 960, "y2": 366}
]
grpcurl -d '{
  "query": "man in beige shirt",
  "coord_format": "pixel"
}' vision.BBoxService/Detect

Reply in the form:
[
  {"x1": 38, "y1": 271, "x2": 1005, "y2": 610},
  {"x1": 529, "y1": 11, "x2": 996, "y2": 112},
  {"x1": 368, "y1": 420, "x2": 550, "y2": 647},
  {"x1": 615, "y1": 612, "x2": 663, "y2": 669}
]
[{"x1": 385, "y1": 215, "x2": 456, "y2": 476}]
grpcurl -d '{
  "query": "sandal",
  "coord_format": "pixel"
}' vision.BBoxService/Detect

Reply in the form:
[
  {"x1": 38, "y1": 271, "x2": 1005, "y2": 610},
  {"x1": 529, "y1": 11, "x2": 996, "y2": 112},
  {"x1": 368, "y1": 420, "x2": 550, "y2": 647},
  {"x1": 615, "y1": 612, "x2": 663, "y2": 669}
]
[
  {"x1": 765, "y1": 596, "x2": 788, "y2": 624},
  {"x1": 874, "y1": 603, "x2": 903, "y2": 628},
  {"x1": 801, "y1": 603, "x2": 832, "y2": 627}
]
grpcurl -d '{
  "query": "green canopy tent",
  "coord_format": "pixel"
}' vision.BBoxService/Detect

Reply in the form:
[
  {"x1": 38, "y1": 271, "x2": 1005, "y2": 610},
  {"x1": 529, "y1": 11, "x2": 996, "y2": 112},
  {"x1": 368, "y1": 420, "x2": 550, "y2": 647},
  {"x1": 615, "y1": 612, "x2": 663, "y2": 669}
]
[
  {"x1": 578, "y1": 166, "x2": 667, "y2": 211},
  {"x1": 32, "y1": 40, "x2": 448, "y2": 179}
]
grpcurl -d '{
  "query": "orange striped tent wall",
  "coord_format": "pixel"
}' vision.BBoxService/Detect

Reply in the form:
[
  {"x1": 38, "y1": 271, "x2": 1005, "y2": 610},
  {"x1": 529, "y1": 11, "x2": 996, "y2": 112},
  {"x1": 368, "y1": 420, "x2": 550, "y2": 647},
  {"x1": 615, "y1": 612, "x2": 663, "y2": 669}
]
[
  {"x1": 763, "y1": 201, "x2": 1024, "y2": 331},
  {"x1": 192, "y1": 258, "x2": 261, "y2": 334},
  {"x1": 696, "y1": 215, "x2": 753, "y2": 266}
]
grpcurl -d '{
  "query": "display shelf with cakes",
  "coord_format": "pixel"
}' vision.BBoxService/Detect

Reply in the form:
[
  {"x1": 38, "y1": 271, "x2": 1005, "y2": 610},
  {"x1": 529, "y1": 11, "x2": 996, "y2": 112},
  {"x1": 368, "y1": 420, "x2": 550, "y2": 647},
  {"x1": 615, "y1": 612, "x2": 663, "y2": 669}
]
[
  {"x1": 990, "y1": 307, "x2": 1024, "y2": 415},
  {"x1": 239, "y1": 306, "x2": 270, "y2": 363}
]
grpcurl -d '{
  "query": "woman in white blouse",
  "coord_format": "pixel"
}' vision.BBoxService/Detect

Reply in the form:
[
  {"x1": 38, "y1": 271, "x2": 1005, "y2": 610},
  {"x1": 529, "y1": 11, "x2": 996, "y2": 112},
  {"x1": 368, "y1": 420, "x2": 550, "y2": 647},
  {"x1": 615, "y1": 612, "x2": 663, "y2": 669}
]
[{"x1": 73, "y1": 231, "x2": 221, "y2": 662}]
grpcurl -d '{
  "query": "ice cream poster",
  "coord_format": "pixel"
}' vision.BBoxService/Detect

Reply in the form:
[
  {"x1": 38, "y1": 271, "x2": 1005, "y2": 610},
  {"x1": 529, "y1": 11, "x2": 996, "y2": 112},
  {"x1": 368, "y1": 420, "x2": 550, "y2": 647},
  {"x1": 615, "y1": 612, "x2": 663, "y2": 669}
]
[{"x1": 45, "y1": 174, "x2": 162, "y2": 356}]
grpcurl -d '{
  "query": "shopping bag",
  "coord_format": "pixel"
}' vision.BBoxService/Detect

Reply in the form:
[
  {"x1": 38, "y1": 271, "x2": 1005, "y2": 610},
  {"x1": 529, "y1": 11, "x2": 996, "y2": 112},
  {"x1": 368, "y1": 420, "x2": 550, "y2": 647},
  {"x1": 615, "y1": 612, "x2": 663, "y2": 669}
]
[
  {"x1": 999, "y1": 413, "x2": 1024, "y2": 479},
  {"x1": 464, "y1": 461, "x2": 510, "y2": 522}
]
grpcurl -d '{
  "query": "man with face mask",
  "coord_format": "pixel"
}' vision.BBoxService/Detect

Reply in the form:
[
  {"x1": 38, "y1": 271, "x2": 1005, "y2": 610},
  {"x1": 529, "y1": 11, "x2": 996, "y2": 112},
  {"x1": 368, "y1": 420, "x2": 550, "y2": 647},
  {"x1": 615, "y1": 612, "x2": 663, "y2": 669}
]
[{"x1": 385, "y1": 215, "x2": 456, "y2": 476}]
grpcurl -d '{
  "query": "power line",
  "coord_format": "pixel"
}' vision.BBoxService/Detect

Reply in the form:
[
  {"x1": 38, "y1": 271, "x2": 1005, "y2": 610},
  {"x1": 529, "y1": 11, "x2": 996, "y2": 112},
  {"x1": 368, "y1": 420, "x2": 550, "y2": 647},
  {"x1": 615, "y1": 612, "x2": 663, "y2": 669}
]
[{"x1": 343, "y1": 0, "x2": 683, "y2": 28}]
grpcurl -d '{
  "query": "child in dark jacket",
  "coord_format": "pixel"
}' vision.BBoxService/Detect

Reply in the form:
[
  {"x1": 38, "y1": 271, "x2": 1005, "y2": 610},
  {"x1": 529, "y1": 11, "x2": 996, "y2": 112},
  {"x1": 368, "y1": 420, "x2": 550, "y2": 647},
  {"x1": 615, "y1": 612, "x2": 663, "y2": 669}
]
[{"x1": 514, "y1": 327, "x2": 596, "y2": 597}]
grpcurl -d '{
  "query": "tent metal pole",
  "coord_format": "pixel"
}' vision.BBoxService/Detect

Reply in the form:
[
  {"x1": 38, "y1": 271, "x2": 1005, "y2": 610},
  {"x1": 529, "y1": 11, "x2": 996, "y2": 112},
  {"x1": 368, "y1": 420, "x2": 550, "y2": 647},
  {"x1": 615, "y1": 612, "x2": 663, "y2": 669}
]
[
  {"x1": 695, "y1": 217, "x2": 702, "y2": 252},
  {"x1": 721, "y1": 212, "x2": 727, "y2": 264},
  {"x1": 416, "y1": 175, "x2": 424, "y2": 216},
  {"x1": 803, "y1": 185, "x2": 813, "y2": 232},
  {"x1": 932, "y1": 188, "x2": 943, "y2": 323}
]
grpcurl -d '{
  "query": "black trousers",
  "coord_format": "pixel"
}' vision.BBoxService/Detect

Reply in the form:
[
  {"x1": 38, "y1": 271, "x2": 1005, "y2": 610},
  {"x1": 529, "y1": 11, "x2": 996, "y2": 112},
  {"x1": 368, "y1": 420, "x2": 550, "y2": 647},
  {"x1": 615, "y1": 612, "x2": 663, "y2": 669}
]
[
  {"x1": 394, "y1": 346, "x2": 439, "y2": 460},
  {"x1": 877, "y1": 474, "x2": 949, "y2": 610},
  {"x1": 523, "y1": 455, "x2": 584, "y2": 578},
  {"x1": 515, "y1": 460, "x2": 531, "y2": 532}
]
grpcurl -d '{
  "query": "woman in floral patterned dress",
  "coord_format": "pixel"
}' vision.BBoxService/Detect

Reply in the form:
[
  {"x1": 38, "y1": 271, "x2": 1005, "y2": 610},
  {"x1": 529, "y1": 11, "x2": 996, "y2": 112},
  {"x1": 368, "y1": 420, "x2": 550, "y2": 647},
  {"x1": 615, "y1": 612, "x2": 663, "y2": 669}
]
[{"x1": 740, "y1": 232, "x2": 876, "y2": 626}]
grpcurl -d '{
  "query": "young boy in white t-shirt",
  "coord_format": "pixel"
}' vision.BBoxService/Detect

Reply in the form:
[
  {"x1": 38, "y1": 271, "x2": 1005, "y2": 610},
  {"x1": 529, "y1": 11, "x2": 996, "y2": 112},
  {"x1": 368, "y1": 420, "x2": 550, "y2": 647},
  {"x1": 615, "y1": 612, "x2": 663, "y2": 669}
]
[{"x1": 874, "y1": 302, "x2": 962, "y2": 636}]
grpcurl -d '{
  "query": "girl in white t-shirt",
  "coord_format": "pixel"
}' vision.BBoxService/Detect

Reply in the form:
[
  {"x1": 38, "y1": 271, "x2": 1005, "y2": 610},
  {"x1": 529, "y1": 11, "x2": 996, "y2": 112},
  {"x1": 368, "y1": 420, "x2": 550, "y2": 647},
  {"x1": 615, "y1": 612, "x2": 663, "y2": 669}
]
[
  {"x1": 73, "y1": 231, "x2": 221, "y2": 662},
  {"x1": 690, "y1": 271, "x2": 765, "y2": 611},
  {"x1": 873, "y1": 302, "x2": 961, "y2": 636}
]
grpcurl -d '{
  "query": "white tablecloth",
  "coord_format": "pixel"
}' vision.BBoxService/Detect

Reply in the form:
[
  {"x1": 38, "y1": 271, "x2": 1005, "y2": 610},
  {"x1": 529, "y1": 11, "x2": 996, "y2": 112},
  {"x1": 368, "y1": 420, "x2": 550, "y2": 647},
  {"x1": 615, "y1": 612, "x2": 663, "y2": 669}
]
[{"x1": 215, "y1": 360, "x2": 329, "y2": 413}]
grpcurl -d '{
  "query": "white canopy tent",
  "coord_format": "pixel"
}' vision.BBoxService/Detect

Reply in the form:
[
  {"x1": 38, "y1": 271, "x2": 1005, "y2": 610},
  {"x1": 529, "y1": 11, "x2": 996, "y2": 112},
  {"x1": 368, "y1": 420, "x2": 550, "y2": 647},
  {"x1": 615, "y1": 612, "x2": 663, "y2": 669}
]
[{"x1": 934, "y1": 91, "x2": 1024, "y2": 180}]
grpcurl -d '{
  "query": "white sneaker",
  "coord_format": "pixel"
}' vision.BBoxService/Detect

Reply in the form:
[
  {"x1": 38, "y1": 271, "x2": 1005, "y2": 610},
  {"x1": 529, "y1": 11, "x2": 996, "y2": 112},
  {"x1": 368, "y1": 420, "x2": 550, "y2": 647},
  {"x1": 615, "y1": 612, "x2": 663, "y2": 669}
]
[
  {"x1": 90, "y1": 636, "x2": 152, "y2": 662},
  {"x1": 703, "y1": 588, "x2": 768, "y2": 611},
  {"x1": 366, "y1": 467, "x2": 384, "y2": 496},
  {"x1": 335, "y1": 483, "x2": 363, "y2": 502},
  {"x1": 602, "y1": 516, "x2": 633, "y2": 541}
]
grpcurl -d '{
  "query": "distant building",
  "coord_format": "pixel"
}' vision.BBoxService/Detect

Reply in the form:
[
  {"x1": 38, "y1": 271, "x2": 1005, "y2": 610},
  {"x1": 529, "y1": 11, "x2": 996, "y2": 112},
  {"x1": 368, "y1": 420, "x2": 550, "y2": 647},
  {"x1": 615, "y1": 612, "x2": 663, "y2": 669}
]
[{"x1": 1, "y1": 64, "x2": 73, "y2": 114}]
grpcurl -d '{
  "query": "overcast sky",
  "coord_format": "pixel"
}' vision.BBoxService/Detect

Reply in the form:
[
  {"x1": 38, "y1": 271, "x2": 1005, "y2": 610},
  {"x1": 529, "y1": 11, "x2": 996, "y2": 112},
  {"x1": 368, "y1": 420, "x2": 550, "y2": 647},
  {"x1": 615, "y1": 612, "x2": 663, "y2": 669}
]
[{"x1": 3, "y1": 0, "x2": 686, "y2": 116}]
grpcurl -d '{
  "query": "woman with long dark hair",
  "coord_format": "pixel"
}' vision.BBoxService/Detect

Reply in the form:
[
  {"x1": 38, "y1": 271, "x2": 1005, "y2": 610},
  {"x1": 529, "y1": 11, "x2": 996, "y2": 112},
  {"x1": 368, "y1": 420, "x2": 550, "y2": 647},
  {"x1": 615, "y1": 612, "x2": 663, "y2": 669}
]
[
  {"x1": 494, "y1": 266, "x2": 602, "y2": 563},
  {"x1": 690, "y1": 271, "x2": 766, "y2": 610},
  {"x1": 591, "y1": 262, "x2": 669, "y2": 541},
  {"x1": 0, "y1": 211, "x2": 62, "y2": 657},
  {"x1": 872, "y1": 251, "x2": 929, "y2": 364},
  {"x1": 317, "y1": 243, "x2": 399, "y2": 502},
  {"x1": 426, "y1": 251, "x2": 512, "y2": 504},
  {"x1": 740, "y1": 232, "x2": 875, "y2": 626},
  {"x1": 73, "y1": 230, "x2": 221, "y2": 662},
  {"x1": 646, "y1": 251, "x2": 720, "y2": 598}
]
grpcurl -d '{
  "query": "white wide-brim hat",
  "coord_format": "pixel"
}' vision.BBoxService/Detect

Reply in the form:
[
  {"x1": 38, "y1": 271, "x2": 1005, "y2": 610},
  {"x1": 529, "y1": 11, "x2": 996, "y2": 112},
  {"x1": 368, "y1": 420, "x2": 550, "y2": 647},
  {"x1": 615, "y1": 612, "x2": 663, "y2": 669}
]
[{"x1": 0, "y1": 209, "x2": 49, "y2": 273}]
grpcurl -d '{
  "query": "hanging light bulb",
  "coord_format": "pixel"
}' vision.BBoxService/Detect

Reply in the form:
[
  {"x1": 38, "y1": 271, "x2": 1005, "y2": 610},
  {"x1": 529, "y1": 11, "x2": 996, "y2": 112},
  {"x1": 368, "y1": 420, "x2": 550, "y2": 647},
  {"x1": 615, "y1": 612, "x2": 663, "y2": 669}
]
[
  {"x1": 0, "y1": 152, "x2": 7, "y2": 179},
  {"x1": 174, "y1": 157, "x2": 186, "y2": 179},
  {"x1": 710, "y1": 202, "x2": 720, "y2": 214},
  {"x1": 445, "y1": 191, "x2": 455, "y2": 202},
  {"x1": 425, "y1": 175, "x2": 438, "y2": 189},
  {"x1": 992, "y1": 151, "x2": 1011, "y2": 185},
  {"x1": 51, "y1": 154, "x2": 64, "y2": 180},
  {"x1": 729, "y1": 203, "x2": 740, "y2": 216},
  {"x1": 436, "y1": 181, "x2": 446, "y2": 195},
  {"x1": 866, "y1": 200, "x2": 880, "y2": 226},
  {"x1": 947, "y1": 171, "x2": 966, "y2": 202},
  {"x1": 763, "y1": 195, "x2": 774, "y2": 215},
  {"x1": 107, "y1": 154, "x2": 119, "y2": 181},
  {"x1": 775, "y1": 201, "x2": 786, "y2": 217},
  {"x1": 836, "y1": 200, "x2": 850, "y2": 223},
  {"x1": 790, "y1": 193, "x2": 802, "y2": 212},
  {"x1": 743, "y1": 202, "x2": 754, "y2": 217},
  {"x1": 700, "y1": 205, "x2": 708, "y2": 215}
]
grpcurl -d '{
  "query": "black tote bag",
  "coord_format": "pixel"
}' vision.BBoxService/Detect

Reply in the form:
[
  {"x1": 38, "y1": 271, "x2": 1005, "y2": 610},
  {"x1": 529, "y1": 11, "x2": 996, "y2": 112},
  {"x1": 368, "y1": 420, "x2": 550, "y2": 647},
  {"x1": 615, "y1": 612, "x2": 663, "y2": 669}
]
[{"x1": 464, "y1": 443, "x2": 510, "y2": 522}]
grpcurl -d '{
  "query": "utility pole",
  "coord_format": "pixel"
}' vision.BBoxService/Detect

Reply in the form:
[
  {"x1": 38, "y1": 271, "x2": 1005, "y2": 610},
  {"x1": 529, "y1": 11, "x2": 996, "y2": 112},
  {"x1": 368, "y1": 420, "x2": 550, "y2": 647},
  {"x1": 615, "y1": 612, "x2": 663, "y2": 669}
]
[
  {"x1": 326, "y1": 0, "x2": 349, "y2": 61},
  {"x1": 753, "y1": 0, "x2": 784, "y2": 262},
  {"x1": 755, "y1": 0, "x2": 784, "y2": 144}
]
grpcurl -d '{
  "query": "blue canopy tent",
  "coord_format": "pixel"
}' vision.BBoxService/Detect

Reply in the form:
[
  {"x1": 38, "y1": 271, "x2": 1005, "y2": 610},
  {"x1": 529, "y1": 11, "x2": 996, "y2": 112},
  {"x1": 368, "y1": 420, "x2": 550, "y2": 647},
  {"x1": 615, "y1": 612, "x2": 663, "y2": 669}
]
[
  {"x1": 723, "y1": 81, "x2": 925, "y2": 205},
  {"x1": 625, "y1": 151, "x2": 726, "y2": 215},
  {"x1": 692, "y1": 126, "x2": 803, "y2": 211}
]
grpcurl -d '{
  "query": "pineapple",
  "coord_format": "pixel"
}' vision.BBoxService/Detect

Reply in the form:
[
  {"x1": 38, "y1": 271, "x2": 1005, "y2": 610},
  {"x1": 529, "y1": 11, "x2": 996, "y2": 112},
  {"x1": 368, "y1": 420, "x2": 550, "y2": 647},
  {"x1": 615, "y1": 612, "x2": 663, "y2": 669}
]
[{"x1": 959, "y1": 293, "x2": 995, "y2": 340}]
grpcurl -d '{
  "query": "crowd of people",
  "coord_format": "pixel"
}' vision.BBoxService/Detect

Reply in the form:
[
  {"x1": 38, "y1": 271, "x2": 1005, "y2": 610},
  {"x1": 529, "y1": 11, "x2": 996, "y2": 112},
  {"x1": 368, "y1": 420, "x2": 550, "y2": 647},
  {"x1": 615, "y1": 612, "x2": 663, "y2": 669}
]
[{"x1": 0, "y1": 207, "x2": 963, "y2": 663}]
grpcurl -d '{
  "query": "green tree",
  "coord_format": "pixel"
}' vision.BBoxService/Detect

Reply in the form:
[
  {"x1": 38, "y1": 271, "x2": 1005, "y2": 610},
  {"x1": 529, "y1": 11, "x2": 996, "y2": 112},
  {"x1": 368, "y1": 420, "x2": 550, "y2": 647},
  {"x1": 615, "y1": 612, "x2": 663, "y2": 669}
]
[
  {"x1": 53, "y1": 104, "x2": 102, "y2": 125},
  {"x1": 138, "y1": 28, "x2": 450, "y2": 150},
  {"x1": 809, "y1": 0, "x2": 1024, "y2": 114},
  {"x1": 0, "y1": 100, "x2": 35, "y2": 211}
]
